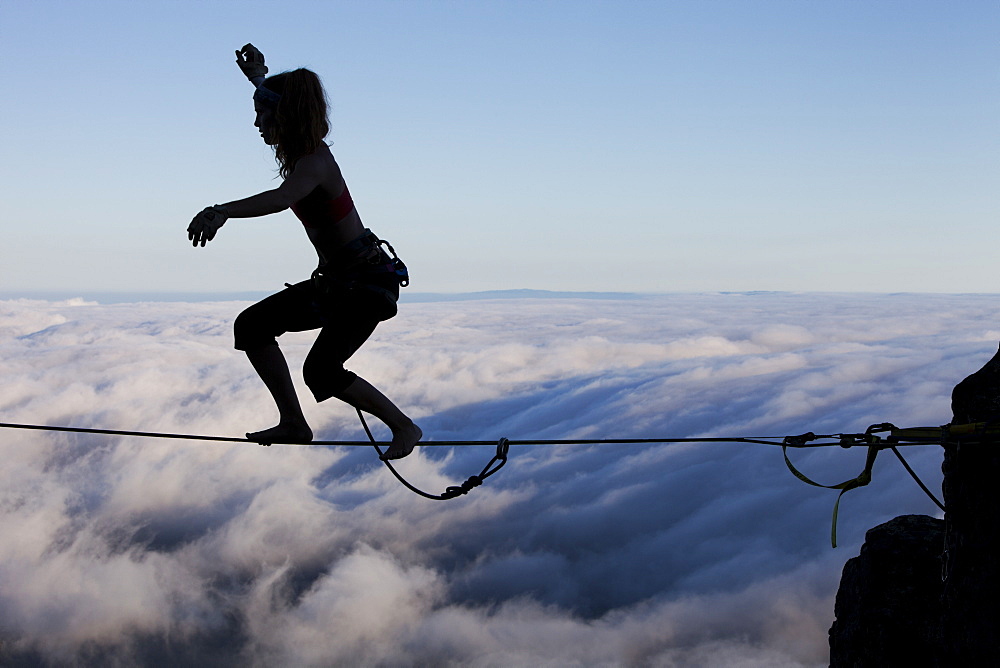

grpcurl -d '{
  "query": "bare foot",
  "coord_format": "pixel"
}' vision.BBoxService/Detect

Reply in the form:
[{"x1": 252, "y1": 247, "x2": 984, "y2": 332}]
[
  {"x1": 379, "y1": 423, "x2": 422, "y2": 461},
  {"x1": 246, "y1": 422, "x2": 313, "y2": 445}
]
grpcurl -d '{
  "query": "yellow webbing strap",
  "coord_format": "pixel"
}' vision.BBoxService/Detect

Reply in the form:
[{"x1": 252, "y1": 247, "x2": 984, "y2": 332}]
[
  {"x1": 889, "y1": 425, "x2": 948, "y2": 442},
  {"x1": 782, "y1": 443, "x2": 879, "y2": 548},
  {"x1": 890, "y1": 422, "x2": 1000, "y2": 444}
]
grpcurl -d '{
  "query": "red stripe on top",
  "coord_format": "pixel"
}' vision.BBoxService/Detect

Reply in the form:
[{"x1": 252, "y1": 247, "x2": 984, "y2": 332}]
[{"x1": 290, "y1": 185, "x2": 355, "y2": 229}]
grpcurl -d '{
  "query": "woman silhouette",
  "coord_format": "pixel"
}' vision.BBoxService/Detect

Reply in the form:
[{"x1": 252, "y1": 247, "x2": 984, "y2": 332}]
[{"x1": 187, "y1": 44, "x2": 421, "y2": 460}]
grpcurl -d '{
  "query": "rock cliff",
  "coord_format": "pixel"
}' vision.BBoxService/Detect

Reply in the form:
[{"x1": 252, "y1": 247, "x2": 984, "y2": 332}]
[{"x1": 829, "y1": 344, "x2": 1000, "y2": 665}]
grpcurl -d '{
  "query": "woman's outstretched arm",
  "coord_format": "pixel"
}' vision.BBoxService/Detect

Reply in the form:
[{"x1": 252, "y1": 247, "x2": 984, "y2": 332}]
[
  {"x1": 220, "y1": 153, "x2": 325, "y2": 218},
  {"x1": 188, "y1": 153, "x2": 327, "y2": 245}
]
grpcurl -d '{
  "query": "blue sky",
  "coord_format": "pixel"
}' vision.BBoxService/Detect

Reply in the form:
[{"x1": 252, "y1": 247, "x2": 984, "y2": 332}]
[{"x1": 2, "y1": 0, "x2": 997, "y2": 294}]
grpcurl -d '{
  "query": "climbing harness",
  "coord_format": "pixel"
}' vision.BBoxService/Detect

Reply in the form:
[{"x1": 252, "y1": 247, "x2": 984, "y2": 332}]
[
  {"x1": 302, "y1": 229, "x2": 409, "y2": 319},
  {"x1": 312, "y1": 229, "x2": 408, "y2": 287},
  {"x1": 0, "y1": 419, "x2": 985, "y2": 544}
]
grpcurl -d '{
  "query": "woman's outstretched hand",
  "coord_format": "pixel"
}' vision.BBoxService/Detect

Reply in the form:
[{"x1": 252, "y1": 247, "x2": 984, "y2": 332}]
[
  {"x1": 236, "y1": 43, "x2": 267, "y2": 83},
  {"x1": 187, "y1": 206, "x2": 229, "y2": 247}
]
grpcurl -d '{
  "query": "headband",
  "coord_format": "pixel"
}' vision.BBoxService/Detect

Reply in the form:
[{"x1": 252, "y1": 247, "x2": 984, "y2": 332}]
[{"x1": 253, "y1": 85, "x2": 282, "y2": 106}]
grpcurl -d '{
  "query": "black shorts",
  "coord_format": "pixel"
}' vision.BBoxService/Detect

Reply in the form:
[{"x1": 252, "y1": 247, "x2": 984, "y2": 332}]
[{"x1": 233, "y1": 272, "x2": 399, "y2": 402}]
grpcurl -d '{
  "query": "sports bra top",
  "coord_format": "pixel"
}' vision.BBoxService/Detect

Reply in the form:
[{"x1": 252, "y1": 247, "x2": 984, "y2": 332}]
[{"x1": 290, "y1": 184, "x2": 355, "y2": 229}]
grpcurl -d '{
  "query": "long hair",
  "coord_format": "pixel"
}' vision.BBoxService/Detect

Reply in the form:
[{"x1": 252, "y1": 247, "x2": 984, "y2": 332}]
[{"x1": 260, "y1": 69, "x2": 330, "y2": 178}]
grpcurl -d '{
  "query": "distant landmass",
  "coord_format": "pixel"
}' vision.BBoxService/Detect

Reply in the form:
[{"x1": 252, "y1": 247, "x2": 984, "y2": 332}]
[
  {"x1": 405, "y1": 289, "x2": 650, "y2": 302},
  {"x1": 6, "y1": 289, "x2": 992, "y2": 305},
  {"x1": 0, "y1": 289, "x2": 658, "y2": 304}
]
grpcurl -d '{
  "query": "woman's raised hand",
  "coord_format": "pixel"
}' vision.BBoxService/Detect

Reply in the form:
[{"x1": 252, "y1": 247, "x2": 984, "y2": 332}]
[{"x1": 236, "y1": 43, "x2": 267, "y2": 83}]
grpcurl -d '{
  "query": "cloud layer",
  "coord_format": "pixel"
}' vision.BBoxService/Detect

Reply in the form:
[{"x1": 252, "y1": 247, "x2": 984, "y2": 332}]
[{"x1": 1, "y1": 292, "x2": 995, "y2": 666}]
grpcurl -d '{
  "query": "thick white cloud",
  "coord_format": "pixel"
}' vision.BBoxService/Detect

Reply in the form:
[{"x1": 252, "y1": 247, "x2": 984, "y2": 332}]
[{"x1": 1, "y1": 293, "x2": 994, "y2": 666}]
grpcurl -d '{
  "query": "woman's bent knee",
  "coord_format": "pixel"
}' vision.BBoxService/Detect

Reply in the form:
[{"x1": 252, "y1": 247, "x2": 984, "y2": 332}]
[
  {"x1": 304, "y1": 365, "x2": 357, "y2": 403},
  {"x1": 234, "y1": 305, "x2": 277, "y2": 351}
]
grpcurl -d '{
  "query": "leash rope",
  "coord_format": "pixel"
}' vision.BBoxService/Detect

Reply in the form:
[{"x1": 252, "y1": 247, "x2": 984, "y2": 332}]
[{"x1": 355, "y1": 409, "x2": 509, "y2": 501}]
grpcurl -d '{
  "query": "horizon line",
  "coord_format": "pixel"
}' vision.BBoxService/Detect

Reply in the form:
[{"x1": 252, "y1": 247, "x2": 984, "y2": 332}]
[{"x1": 4, "y1": 288, "x2": 1000, "y2": 305}]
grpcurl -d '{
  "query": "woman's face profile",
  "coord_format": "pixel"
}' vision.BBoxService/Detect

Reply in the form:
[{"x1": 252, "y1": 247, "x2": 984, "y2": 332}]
[{"x1": 253, "y1": 101, "x2": 276, "y2": 145}]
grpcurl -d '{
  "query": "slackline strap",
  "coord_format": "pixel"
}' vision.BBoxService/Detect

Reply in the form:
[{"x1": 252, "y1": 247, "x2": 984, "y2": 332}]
[{"x1": 0, "y1": 420, "x2": 961, "y2": 522}]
